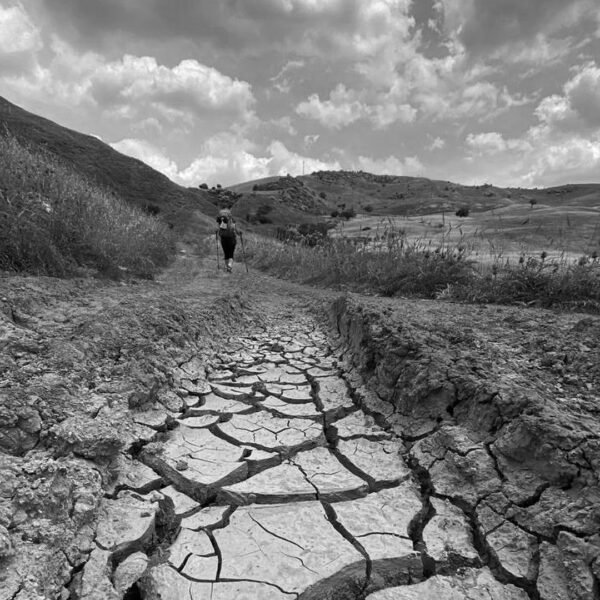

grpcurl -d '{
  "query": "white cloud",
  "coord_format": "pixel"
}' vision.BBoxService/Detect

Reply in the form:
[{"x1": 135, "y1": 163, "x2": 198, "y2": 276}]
[
  {"x1": 466, "y1": 131, "x2": 507, "y2": 154},
  {"x1": 355, "y1": 154, "x2": 423, "y2": 176},
  {"x1": 267, "y1": 140, "x2": 340, "y2": 176},
  {"x1": 0, "y1": 3, "x2": 41, "y2": 54},
  {"x1": 428, "y1": 136, "x2": 446, "y2": 150},
  {"x1": 88, "y1": 55, "x2": 255, "y2": 119},
  {"x1": 296, "y1": 84, "x2": 369, "y2": 129},
  {"x1": 0, "y1": 3, "x2": 42, "y2": 72},
  {"x1": 110, "y1": 138, "x2": 180, "y2": 181},
  {"x1": 111, "y1": 133, "x2": 340, "y2": 187}
]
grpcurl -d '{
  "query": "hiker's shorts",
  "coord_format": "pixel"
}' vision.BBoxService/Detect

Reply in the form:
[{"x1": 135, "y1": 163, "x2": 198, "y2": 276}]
[{"x1": 220, "y1": 237, "x2": 236, "y2": 260}]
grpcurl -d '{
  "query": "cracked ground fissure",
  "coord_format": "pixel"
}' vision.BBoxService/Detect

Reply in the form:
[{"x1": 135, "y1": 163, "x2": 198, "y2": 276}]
[{"x1": 87, "y1": 312, "x2": 554, "y2": 600}]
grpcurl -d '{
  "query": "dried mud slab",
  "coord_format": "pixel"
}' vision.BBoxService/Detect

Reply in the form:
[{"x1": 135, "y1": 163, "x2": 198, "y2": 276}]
[
  {"x1": 214, "y1": 502, "x2": 367, "y2": 596},
  {"x1": 366, "y1": 567, "x2": 529, "y2": 599}
]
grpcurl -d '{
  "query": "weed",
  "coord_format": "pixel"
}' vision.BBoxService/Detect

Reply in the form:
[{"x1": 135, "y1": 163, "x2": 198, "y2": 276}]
[{"x1": 0, "y1": 134, "x2": 174, "y2": 278}]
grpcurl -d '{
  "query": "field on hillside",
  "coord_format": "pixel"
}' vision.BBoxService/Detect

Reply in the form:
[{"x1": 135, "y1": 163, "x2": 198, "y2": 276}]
[{"x1": 332, "y1": 198, "x2": 600, "y2": 262}]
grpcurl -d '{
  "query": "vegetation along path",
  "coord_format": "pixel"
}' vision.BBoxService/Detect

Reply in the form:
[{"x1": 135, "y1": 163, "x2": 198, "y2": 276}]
[{"x1": 1, "y1": 248, "x2": 599, "y2": 600}]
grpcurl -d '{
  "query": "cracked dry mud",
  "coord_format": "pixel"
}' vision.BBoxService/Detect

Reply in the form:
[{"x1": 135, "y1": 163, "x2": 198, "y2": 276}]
[
  {"x1": 1, "y1": 255, "x2": 599, "y2": 600},
  {"x1": 122, "y1": 321, "x2": 531, "y2": 600}
]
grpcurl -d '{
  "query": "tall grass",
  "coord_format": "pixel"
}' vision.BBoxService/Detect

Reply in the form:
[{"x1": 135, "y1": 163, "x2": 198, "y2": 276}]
[
  {"x1": 247, "y1": 228, "x2": 600, "y2": 312},
  {"x1": 0, "y1": 134, "x2": 174, "y2": 278}
]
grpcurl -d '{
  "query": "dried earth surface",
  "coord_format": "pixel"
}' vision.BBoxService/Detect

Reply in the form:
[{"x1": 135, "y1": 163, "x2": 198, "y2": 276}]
[{"x1": 0, "y1": 248, "x2": 599, "y2": 600}]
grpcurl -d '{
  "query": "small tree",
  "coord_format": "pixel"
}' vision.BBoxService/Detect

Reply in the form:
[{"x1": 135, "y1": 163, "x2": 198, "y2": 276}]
[
  {"x1": 529, "y1": 198, "x2": 537, "y2": 208},
  {"x1": 199, "y1": 183, "x2": 208, "y2": 189}
]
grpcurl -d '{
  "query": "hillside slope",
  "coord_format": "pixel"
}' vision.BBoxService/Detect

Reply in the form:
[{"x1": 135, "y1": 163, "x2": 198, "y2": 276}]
[
  {"x1": 0, "y1": 96, "x2": 216, "y2": 234},
  {"x1": 229, "y1": 170, "x2": 600, "y2": 219}
]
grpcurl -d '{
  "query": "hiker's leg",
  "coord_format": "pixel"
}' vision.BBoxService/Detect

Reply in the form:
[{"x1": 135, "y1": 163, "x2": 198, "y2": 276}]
[{"x1": 222, "y1": 239, "x2": 236, "y2": 271}]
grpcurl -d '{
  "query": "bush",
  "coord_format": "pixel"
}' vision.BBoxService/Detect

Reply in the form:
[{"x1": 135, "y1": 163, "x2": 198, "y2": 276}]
[
  {"x1": 455, "y1": 206, "x2": 470, "y2": 217},
  {"x1": 363, "y1": 205, "x2": 373, "y2": 213},
  {"x1": 319, "y1": 191, "x2": 327, "y2": 199},
  {"x1": 330, "y1": 210, "x2": 339, "y2": 218},
  {"x1": 199, "y1": 183, "x2": 208, "y2": 189},
  {"x1": 340, "y1": 207, "x2": 356, "y2": 220},
  {"x1": 0, "y1": 134, "x2": 174, "y2": 278}
]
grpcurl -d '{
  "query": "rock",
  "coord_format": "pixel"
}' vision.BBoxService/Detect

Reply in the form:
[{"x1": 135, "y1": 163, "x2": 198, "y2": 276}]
[
  {"x1": 0, "y1": 403, "x2": 42, "y2": 456},
  {"x1": 366, "y1": 567, "x2": 528, "y2": 599},
  {"x1": 113, "y1": 551, "x2": 149, "y2": 596},
  {"x1": 485, "y1": 521, "x2": 538, "y2": 582},
  {"x1": 0, "y1": 523, "x2": 14, "y2": 558},
  {"x1": 423, "y1": 498, "x2": 480, "y2": 572},
  {"x1": 46, "y1": 416, "x2": 124, "y2": 460},
  {"x1": 537, "y1": 532, "x2": 598, "y2": 600}
]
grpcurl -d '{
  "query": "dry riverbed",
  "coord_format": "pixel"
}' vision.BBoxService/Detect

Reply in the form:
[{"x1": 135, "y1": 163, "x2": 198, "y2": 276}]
[{"x1": 0, "y1": 249, "x2": 598, "y2": 599}]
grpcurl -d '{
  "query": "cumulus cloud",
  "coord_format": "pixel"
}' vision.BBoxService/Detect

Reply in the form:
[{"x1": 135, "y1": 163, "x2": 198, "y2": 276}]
[
  {"x1": 296, "y1": 84, "x2": 369, "y2": 129},
  {"x1": 110, "y1": 138, "x2": 180, "y2": 180},
  {"x1": 112, "y1": 132, "x2": 341, "y2": 187},
  {"x1": 535, "y1": 62, "x2": 600, "y2": 132},
  {"x1": 0, "y1": 3, "x2": 42, "y2": 72},
  {"x1": 0, "y1": 24, "x2": 256, "y2": 135},
  {"x1": 88, "y1": 55, "x2": 255, "y2": 119},
  {"x1": 355, "y1": 154, "x2": 423, "y2": 176}
]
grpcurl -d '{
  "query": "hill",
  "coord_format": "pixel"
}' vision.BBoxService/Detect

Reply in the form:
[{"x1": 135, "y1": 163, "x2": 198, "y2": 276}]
[
  {"x1": 230, "y1": 170, "x2": 600, "y2": 218},
  {"x1": 228, "y1": 170, "x2": 600, "y2": 254},
  {"x1": 0, "y1": 96, "x2": 216, "y2": 235}
]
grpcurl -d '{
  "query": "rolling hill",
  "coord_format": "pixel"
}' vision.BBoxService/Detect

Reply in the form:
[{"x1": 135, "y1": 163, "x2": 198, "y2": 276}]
[{"x1": 0, "y1": 96, "x2": 217, "y2": 235}]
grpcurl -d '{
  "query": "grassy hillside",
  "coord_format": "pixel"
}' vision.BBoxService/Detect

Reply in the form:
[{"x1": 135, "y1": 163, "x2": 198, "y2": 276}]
[
  {"x1": 0, "y1": 96, "x2": 216, "y2": 235},
  {"x1": 230, "y1": 170, "x2": 600, "y2": 220}
]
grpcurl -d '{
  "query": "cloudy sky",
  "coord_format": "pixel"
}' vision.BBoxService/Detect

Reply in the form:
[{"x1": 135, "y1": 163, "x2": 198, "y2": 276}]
[{"x1": 1, "y1": 0, "x2": 600, "y2": 188}]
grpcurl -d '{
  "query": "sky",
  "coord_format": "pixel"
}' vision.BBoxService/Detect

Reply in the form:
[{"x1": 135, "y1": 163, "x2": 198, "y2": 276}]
[{"x1": 1, "y1": 1, "x2": 600, "y2": 189}]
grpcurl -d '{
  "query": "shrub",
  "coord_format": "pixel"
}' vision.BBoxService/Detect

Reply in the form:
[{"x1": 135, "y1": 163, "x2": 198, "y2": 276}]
[
  {"x1": 319, "y1": 191, "x2": 327, "y2": 199},
  {"x1": 0, "y1": 134, "x2": 174, "y2": 278},
  {"x1": 340, "y1": 207, "x2": 356, "y2": 220},
  {"x1": 330, "y1": 210, "x2": 339, "y2": 218},
  {"x1": 455, "y1": 206, "x2": 470, "y2": 217},
  {"x1": 363, "y1": 205, "x2": 373, "y2": 213},
  {"x1": 199, "y1": 183, "x2": 208, "y2": 189}
]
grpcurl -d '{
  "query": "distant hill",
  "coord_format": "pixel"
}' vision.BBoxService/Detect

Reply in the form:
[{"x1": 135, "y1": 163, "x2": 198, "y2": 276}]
[
  {"x1": 229, "y1": 170, "x2": 600, "y2": 219},
  {"x1": 0, "y1": 96, "x2": 216, "y2": 235}
]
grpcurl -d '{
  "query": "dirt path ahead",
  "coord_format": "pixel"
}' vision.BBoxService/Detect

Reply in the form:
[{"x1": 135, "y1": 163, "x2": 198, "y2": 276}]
[{"x1": 1, "y1": 250, "x2": 598, "y2": 599}]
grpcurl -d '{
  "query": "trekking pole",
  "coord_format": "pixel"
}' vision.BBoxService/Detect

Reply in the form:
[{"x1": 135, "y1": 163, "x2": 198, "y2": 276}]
[
  {"x1": 240, "y1": 234, "x2": 249, "y2": 273},
  {"x1": 215, "y1": 233, "x2": 220, "y2": 271}
]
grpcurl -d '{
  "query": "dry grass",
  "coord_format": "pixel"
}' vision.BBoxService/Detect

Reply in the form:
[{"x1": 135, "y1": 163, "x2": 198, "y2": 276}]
[
  {"x1": 247, "y1": 220, "x2": 600, "y2": 312},
  {"x1": 0, "y1": 134, "x2": 175, "y2": 278}
]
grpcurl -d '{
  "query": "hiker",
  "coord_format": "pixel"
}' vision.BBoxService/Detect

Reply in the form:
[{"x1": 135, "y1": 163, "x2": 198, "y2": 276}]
[{"x1": 216, "y1": 209, "x2": 241, "y2": 272}]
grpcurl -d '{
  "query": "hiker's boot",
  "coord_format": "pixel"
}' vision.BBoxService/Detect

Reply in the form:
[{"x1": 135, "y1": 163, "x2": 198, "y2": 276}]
[{"x1": 226, "y1": 259, "x2": 233, "y2": 273}]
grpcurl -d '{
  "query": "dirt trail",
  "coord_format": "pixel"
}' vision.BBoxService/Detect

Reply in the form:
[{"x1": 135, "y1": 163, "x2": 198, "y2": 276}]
[{"x1": 0, "y1": 250, "x2": 599, "y2": 599}]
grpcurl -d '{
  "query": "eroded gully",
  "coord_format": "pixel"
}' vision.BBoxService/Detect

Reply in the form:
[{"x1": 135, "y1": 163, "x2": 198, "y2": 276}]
[{"x1": 96, "y1": 312, "x2": 533, "y2": 600}]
